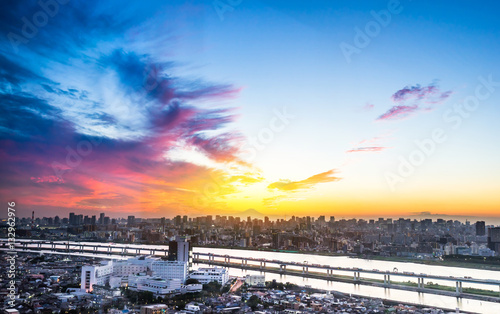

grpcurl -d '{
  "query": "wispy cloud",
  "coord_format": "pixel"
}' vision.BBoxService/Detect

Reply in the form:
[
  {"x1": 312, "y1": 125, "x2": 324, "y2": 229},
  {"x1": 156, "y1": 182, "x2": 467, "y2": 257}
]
[
  {"x1": 377, "y1": 105, "x2": 419, "y2": 120},
  {"x1": 363, "y1": 103, "x2": 374, "y2": 111},
  {"x1": 346, "y1": 134, "x2": 391, "y2": 154},
  {"x1": 268, "y1": 170, "x2": 341, "y2": 192},
  {"x1": 346, "y1": 146, "x2": 388, "y2": 153},
  {"x1": 0, "y1": 2, "x2": 257, "y2": 217},
  {"x1": 377, "y1": 82, "x2": 452, "y2": 121}
]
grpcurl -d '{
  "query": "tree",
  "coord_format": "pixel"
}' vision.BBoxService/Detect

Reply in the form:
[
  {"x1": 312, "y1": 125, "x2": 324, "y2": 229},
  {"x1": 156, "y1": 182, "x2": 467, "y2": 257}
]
[
  {"x1": 138, "y1": 291, "x2": 154, "y2": 304},
  {"x1": 247, "y1": 295, "x2": 260, "y2": 310},
  {"x1": 203, "y1": 281, "x2": 222, "y2": 294},
  {"x1": 221, "y1": 284, "x2": 230, "y2": 293}
]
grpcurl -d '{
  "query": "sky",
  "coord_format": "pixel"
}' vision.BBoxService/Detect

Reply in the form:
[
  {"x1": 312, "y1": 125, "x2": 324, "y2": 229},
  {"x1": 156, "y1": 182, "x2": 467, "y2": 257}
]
[{"x1": 1, "y1": 0, "x2": 500, "y2": 221}]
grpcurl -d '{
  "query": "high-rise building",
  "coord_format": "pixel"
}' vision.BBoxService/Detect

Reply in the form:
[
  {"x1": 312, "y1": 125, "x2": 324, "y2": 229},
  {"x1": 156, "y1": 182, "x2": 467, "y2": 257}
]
[
  {"x1": 387, "y1": 224, "x2": 394, "y2": 233},
  {"x1": 99, "y1": 213, "x2": 105, "y2": 225},
  {"x1": 69, "y1": 213, "x2": 75, "y2": 225},
  {"x1": 476, "y1": 221, "x2": 486, "y2": 236},
  {"x1": 168, "y1": 236, "x2": 190, "y2": 262},
  {"x1": 487, "y1": 227, "x2": 500, "y2": 252},
  {"x1": 174, "y1": 215, "x2": 181, "y2": 226},
  {"x1": 128, "y1": 215, "x2": 135, "y2": 226},
  {"x1": 80, "y1": 260, "x2": 114, "y2": 292},
  {"x1": 272, "y1": 230, "x2": 280, "y2": 249}
]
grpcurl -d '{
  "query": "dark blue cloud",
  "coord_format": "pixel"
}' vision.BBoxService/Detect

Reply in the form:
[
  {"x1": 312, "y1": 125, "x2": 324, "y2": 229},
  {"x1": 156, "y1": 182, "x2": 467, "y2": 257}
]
[
  {"x1": 0, "y1": 0, "x2": 245, "y2": 216},
  {"x1": 0, "y1": 0, "x2": 135, "y2": 56},
  {"x1": 0, "y1": 53, "x2": 50, "y2": 89}
]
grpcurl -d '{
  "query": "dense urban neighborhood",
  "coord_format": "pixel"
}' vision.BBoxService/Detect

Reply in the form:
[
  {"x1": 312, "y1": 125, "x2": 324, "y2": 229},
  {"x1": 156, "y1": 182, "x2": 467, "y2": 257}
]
[
  {"x1": 3, "y1": 213, "x2": 499, "y2": 259},
  {"x1": 1, "y1": 251, "x2": 458, "y2": 313},
  {"x1": 1, "y1": 213, "x2": 500, "y2": 312}
]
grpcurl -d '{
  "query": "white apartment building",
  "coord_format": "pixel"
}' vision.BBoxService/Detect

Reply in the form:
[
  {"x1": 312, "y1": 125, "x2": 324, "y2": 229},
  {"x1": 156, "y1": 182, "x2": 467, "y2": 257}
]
[
  {"x1": 80, "y1": 256, "x2": 188, "y2": 293},
  {"x1": 188, "y1": 267, "x2": 229, "y2": 285},
  {"x1": 112, "y1": 256, "x2": 150, "y2": 276},
  {"x1": 150, "y1": 260, "x2": 187, "y2": 282},
  {"x1": 129, "y1": 275, "x2": 182, "y2": 296},
  {"x1": 245, "y1": 274, "x2": 265, "y2": 286},
  {"x1": 81, "y1": 260, "x2": 114, "y2": 292}
]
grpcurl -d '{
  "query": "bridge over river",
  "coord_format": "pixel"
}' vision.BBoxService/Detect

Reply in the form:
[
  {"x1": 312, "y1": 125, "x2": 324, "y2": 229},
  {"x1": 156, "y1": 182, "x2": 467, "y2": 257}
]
[
  {"x1": 2, "y1": 239, "x2": 500, "y2": 300},
  {"x1": 193, "y1": 252, "x2": 500, "y2": 295}
]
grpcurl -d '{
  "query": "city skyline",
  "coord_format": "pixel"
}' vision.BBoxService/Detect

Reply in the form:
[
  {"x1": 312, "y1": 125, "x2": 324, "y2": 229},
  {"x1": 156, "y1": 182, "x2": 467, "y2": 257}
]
[
  {"x1": 1, "y1": 1, "x2": 500, "y2": 220},
  {"x1": 13, "y1": 209, "x2": 500, "y2": 227}
]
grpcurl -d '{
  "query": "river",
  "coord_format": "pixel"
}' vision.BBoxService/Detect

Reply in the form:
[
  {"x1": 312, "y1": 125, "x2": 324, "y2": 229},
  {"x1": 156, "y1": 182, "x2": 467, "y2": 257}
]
[{"x1": 7, "y1": 240, "x2": 500, "y2": 313}]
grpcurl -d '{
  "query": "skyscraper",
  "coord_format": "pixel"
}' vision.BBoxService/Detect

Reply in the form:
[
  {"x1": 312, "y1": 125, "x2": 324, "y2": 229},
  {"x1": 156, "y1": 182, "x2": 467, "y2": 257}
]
[
  {"x1": 488, "y1": 227, "x2": 500, "y2": 252},
  {"x1": 272, "y1": 230, "x2": 280, "y2": 249},
  {"x1": 128, "y1": 215, "x2": 135, "y2": 226},
  {"x1": 476, "y1": 221, "x2": 486, "y2": 236},
  {"x1": 168, "y1": 236, "x2": 190, "y2": 262}
]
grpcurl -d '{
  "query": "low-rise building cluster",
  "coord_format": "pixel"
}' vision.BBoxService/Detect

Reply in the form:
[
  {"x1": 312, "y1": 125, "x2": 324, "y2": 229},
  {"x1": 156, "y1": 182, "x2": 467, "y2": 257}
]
[{"x1": 1, "y1": 251, "x2": 459, "y2": 313}]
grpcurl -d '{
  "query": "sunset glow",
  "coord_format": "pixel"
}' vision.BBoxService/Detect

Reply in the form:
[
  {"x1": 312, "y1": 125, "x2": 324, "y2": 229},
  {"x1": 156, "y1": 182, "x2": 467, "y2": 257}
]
[{"x1": 1, "y1": 0, "x2": 500, "y2": 221}]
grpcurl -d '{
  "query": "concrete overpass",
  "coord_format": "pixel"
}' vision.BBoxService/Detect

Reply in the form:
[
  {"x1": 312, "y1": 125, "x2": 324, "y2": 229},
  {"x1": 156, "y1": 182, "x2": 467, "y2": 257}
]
[
  {"x1": 2, "y1": 239, "x2": 500, "y2": 296},
  {"x1": 194, "y1": 252, "x2": 500, "y2": 295}
]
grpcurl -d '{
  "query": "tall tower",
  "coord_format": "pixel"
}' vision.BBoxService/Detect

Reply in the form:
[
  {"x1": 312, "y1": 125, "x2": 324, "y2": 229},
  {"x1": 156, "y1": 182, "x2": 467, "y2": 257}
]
[
  {"x1": 168, "y1": 236, "x2": 192, "y2": 269},
  {"x1": 476, "y1": 221, "x2": 486, "y2": 236},
  {"x1": 31, "y1": 211, "x2": 34, "y2": 229}
]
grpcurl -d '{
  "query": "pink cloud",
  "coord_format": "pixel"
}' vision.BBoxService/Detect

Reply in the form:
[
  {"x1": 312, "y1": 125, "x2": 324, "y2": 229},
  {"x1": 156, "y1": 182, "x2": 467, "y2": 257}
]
[
  {"x1": 377, "y1": 82, "x2": 452, "y2": 121},
  {"x1": 363, "y1": 103, "x2": 374, "y2": 111},
  {"x1": 376, "y1": 105, "x2": 418, "y2": 121},
  {"x1": 268, "y1": 169, "x2": 341, "y2": 192},
  {"x1": 346, "y1": 146, "x2": 388, "y2": 153}
]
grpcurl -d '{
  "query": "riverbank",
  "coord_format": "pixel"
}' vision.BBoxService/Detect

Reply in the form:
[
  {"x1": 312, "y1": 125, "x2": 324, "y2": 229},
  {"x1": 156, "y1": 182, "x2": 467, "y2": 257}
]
[
  {"x1": 194, "y1": 244, "x2": 500, "y2": 271},
  {"x1": 365, "y1": 255, "x2": 500, "y2": 271},
  {"x1": 325, "y1": 289, "x2": 478, "y2": 314},
  {"x1": 12, "y1": 238, "x2": 499, "y2": 271},
  {"x1": 195, "y1": 258, "x2": 500, "y2": 304}
]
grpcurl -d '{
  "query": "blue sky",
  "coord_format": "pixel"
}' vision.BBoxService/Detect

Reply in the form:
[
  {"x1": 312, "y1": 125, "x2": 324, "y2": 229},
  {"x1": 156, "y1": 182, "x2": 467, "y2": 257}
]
[{"x1": 1, "y1": 0, "x2": 499, "y2": 219}]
